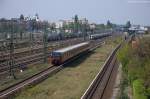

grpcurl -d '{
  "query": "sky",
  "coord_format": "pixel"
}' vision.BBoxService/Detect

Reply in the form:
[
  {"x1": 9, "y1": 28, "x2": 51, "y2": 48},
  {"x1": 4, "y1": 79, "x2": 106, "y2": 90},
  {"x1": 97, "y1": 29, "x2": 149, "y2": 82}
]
[{"x1": 0, "y1": 0, "x2": 150, "y2": 26}]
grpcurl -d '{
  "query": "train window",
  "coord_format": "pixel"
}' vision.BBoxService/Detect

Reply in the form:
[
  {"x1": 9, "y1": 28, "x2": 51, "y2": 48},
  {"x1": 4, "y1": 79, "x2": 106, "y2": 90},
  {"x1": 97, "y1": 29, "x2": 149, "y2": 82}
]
[
  {"x1": 52, "y1": 52, "x2": 61, "y2": 57},
  {"x1": 65, "y1": 52, "x2": 67, "y2": 57}
]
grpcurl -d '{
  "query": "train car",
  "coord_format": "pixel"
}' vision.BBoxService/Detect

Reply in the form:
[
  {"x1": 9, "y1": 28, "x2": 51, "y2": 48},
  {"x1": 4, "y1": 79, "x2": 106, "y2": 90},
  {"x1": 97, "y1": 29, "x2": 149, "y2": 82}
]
[
  {"x1": 89, "y1": 33, "x2": 111, "y2": 40},
  {"x1": 47, "y1": 33, "x2": 61, "y2": 41},
  {"x1": 51, "y1": 42, "x2": 90, "y2": 65}
]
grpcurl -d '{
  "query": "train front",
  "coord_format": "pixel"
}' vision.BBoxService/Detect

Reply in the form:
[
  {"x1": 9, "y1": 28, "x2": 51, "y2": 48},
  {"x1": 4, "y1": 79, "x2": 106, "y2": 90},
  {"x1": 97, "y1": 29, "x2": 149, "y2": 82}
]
[{"x1": 51, "y1": 51, "x2": 62, "y2": 66}]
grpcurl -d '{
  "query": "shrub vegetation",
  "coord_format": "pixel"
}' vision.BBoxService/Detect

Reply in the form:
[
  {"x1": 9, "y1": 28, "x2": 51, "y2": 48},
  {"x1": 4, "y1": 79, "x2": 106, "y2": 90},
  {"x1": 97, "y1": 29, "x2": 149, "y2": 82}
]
[{"x1": 117, "y1": 37, "x2": 150, "y2": 99}]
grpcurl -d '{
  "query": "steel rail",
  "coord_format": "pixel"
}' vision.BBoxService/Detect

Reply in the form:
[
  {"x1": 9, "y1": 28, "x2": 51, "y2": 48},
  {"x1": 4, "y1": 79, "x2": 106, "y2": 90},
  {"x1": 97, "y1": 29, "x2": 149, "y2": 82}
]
[{"x1": 81, "y1": 44, "x2": 121, "y2": 99}]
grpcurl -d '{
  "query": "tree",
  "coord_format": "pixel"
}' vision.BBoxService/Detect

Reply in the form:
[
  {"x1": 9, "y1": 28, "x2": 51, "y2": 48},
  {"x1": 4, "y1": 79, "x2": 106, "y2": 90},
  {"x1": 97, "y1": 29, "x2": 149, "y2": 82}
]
[
  {"x1": 20, "y1": 14, "x2": 24, "y2": 20},
  {"x1": 107, "y1": 20, "x2": 112, "y2": 28},
  {"x1": 74, "y1": 15, "x2": 79, "y2": 33},
  {"x1": 96, "y1": 24, "x2": 105, "y2": 30},
  {"x1": 0, "y1": 18, "x2": 7, "y2": 22},
  {"x1": 126, "y1": 21, "x2": 131, "y2": 28},
  {"x1": 74, "y1": 15, "x2": 78, "y2": 23},
  {"x1": 50, "y1": 23, "x2": 56, "y2": 31},
  {"x1": 35, "y1": 13, "x2": 39, "y2": 20}
]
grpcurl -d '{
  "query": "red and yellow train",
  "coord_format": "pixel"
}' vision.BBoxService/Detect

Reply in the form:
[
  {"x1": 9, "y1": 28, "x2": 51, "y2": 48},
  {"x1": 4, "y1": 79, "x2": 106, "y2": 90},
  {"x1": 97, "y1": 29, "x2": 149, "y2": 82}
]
[{"x1": 51, "y1": 42, "x2": 90, "y2": 65}]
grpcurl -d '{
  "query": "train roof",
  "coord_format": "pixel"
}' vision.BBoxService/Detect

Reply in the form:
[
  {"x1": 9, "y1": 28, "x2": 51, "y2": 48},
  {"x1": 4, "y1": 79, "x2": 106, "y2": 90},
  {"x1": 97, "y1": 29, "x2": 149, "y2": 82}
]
[
  {"x1": 90, "y1": 33, "x2": 110, "y2": 36},
  {"x1": 53, "y1": 42, "x2": 89, "y2": 53}
]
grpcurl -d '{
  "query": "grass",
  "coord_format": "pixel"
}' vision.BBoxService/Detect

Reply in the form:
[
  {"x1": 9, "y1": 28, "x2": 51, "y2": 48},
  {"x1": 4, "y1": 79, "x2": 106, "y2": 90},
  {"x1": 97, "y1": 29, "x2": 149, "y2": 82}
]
[
  {"x1": 15, "y1": 37, "x2": 120, "y2": 99},
  {"x1": 0, "y1": 38, "x2": 84, "y2": 91},
  {"x1": 133, "y1": 79, "x2": 147, "y2": 99},
  {"x1": 0, "y1": 63, "x2": 50, "y2": 91}
]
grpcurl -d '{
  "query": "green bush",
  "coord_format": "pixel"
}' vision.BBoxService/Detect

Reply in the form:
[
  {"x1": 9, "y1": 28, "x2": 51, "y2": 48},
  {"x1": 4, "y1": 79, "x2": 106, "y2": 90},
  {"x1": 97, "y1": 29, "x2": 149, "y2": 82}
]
[
  {"x1": 117, "y1": 44, "x2": 130, "y2": 73},
  {"x1": 145, "y1": 88, "x2": 150, "y2": 98},
  {"x1": 117, "y1": 38, "x2": 150, "y2": 98},
  {"x1": 133, "y1": 79, "x2": 147, "y2": 99}
]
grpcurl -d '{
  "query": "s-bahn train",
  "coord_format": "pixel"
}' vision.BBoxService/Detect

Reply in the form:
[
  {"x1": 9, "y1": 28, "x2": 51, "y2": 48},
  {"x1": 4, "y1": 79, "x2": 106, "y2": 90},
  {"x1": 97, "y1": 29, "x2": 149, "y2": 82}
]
[
  {"x1": 89, "y1": 33, "x2": 112, "y2": 40},
  {"x1": 51, "y1": 42, "x2": 90, "y2": 65},
  {"x1": 47, "y1": 33, "x2": 64, "y2": 41},
  {"x1": 47, "y1": 33, "x2": 80, "y2": 42}
]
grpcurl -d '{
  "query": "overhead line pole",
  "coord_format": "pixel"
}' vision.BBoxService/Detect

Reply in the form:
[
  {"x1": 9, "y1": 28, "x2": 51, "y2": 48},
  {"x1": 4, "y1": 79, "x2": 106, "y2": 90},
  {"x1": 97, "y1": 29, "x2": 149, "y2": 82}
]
[
  {"x1": 9, "y1": 21, "x2": 16, "y2": 79},
  {"x1": 43, "y1": 23, "x2": 48, "y2": 63}
]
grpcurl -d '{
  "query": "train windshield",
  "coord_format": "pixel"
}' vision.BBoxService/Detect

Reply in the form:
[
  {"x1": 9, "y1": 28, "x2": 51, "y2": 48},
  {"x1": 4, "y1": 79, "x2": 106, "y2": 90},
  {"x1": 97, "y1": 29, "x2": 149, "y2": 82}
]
[{"x1": 51, "y1": 52, "x2": 61, "y2": 57}]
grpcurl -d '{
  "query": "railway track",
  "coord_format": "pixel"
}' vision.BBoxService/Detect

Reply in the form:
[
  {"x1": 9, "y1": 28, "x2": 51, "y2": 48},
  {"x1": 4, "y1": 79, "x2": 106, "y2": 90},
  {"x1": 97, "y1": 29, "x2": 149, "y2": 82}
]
[
  {"x1": 0, "y1": 36, "x2": 110, "y2": 78},
  {"x1": 0, "y1": 38, "x2": 86, "y2": 75},
  {"x1": 4, "y1": 39, "x2": 99, "y2": 71},
  {"x1": 0, "y1": 39, "x2": 105, "y2": 99},
  {"x1": 81, "y1": 43, "x2": 121, "y2": 99},
  {"x1": 0, "y1": 53, "x2": 44, "y2": 73},
  {"x1": 0, "y1": 65, "x2": 62, "y2": 99},
  {"x1": 0, "y1": 38, "x2": 85, "y2": 60}
]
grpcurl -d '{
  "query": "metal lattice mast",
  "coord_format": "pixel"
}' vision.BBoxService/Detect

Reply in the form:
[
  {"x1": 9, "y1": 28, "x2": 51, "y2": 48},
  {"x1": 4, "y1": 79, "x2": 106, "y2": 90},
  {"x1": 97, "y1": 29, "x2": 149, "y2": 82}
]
[
  {"x1": 30, "y1": 20, "x2": 34, "y2": 53},
  {"x1": 30, "y1": 31, "x2": 33, "y2": 49},
  {"x1": 43, "y1": 22, "x2": 48, "y2": 63},
  {"x1": 9, "y1": 21, "x2": 16, "y2": 79}
]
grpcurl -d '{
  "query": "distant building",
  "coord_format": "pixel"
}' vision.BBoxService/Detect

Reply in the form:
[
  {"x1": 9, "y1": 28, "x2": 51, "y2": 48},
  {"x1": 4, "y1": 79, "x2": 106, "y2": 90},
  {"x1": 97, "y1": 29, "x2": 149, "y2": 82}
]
[
  {"x1": 79, "y1": 18, "x2": 88, "y2": 24},
  {"x1": 146, "y1": 26, "x2": 150, "y2": 32},
  {"x1": 55, "y1": 20, "x2": 63, "y2": 29},
  {"x1": 54, "y1": 17, "x2": 89, "y2": 34},
  {"x1": 60, "y1": 19, "x2": 74, "y2": 25},
  {"x1": 59, "y1": 17, "x2": 89, "y2": 26},
  {"x1": 129, "y1": 25, "x2": 148, "y2": 34},
  {"x1": 11, "y1": 18, "x2": 20, "y2": 22},
  {"x1": 89, "y1": 23, "x2": 96, "y2": 30}
]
